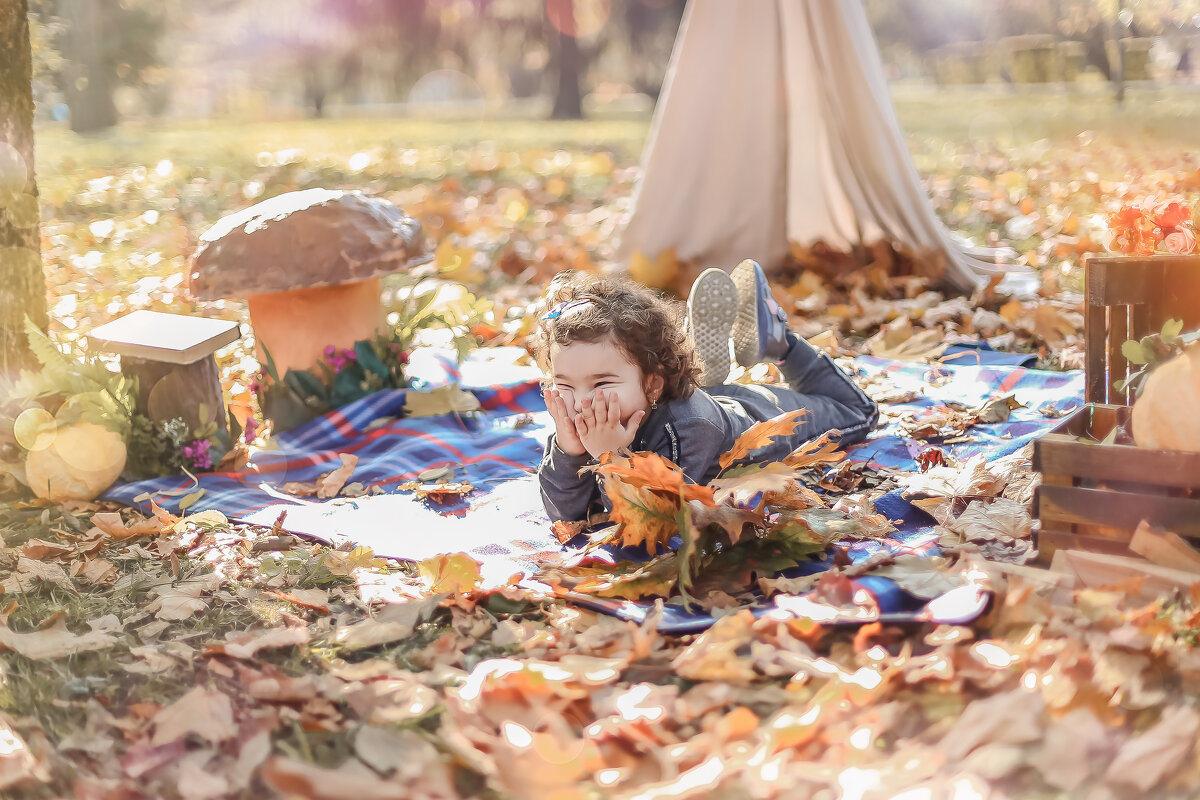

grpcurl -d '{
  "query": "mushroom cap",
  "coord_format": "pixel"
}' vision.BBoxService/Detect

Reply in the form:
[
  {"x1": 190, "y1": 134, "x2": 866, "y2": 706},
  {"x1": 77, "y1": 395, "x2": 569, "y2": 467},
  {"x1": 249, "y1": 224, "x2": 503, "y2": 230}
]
[{"x1": 188, "y1": 188, "x2": 430, "y2": 300}]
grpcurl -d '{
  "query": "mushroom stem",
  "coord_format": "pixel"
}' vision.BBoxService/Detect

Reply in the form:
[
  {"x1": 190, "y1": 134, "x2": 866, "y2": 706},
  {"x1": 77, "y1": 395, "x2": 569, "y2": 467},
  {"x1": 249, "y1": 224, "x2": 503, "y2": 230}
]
[{"x1": 247, "y1": 278, "x2": 385, "y2": 376}]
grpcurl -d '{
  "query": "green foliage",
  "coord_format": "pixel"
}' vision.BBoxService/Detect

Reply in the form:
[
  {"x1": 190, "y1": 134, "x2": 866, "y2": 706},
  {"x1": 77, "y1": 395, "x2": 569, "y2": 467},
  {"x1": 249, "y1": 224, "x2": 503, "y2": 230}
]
[
  {"x1": 125, "y1": 414, "x2": 186, "y2": 478},
  {"x1": 5, "y1": 317, "x2": 136, "y2": 440},
  {"x1": 1114, "y1": 318, "x2": 1200, "y2": 397}
]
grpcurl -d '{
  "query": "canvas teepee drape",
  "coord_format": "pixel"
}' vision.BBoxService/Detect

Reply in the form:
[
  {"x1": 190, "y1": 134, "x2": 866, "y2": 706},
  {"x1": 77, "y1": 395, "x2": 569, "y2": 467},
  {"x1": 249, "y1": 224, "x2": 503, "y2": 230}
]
[{"x1": 618, "y1": 0, "x2": 1011, "y2": 293}]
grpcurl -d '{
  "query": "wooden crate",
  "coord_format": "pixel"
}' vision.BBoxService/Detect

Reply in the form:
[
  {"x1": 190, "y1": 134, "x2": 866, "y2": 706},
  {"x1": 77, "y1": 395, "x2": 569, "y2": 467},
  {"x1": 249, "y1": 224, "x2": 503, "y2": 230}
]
[
  {"x1": 1032, "y1": 403, "x2": 1200, "y2": 563},
  {"x1": 1085, "y1": 255, "x2": 1200, "y2": 404}
]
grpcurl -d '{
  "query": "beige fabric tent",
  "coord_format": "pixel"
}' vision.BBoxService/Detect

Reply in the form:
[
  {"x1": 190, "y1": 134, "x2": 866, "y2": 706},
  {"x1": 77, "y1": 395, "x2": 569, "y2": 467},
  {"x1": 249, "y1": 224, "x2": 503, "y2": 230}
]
[{"x1": 618, "y1": 0, "x2": 1014, "y2": 293}]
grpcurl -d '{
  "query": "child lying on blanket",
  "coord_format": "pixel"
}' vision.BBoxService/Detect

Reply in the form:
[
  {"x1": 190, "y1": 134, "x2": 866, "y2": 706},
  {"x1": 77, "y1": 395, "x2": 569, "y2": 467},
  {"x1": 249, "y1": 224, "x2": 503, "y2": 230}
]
[{"x1": 533, "y1": 260, "x2": 880, "y2": 523}]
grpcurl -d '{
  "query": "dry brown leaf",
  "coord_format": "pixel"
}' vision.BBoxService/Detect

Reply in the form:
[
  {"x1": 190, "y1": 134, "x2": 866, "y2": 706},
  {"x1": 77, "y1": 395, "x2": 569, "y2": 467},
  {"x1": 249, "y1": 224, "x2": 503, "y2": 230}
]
[
  {"x1": 263, "y1": 588, "x2": 331, "y2": 614},
  {"x1": 334, "y1": 596, "x2": 439, "y2": 651},
  {"x1": 206, "y1": 627, "x2": 310, "y2": 660},
  {"x1": 939, "y1": 688, "x2": 1045, "y2": 761},
  {"x1": 708, "y1": 461, "x2": 799, "y2": 507},
  {"x1": 1105, "y1": 705, "x2": 1200, "y2": 792},
  {"x1": 317, "y1": 453, "x2": 358, "y2": 499},
  {"x1": 79, "y1": 557, "x2": 117, "y2": 585},
  {"x1": 688, "y1": 500, "x2": 762, "y2": 546},
  {"x1": 866, "y1": 317, "x2": 948, "y2": 361},
  {"x1": 671, "y1": 611, "x2": 758, "y2": 684},
  {"x1": 718, "y1": 409, "x2": 808, "y2": 470},
  {"x1": 90, "y1": 511, "x2": 165, "y2": 540},
  {"x1": 1028, "y1": 707, "x2": 1115, "y2": 793},
  {"x1": 151, "y1": 686, "x2": 237, "y2": 747},
  {"x1": 2, "y1": 557, "x2": 73, "y2": 594},
  {"x1": 20, "y1": 538, "x2": 73, "y2": 560},
  {"x1": 259, "y1": 756, "x2": 412, "y2": 800},
  {"x1": 0, "y1": 614, "x2": 118, "y2": 660},
  {"x1": 154, "y1": 575, "x2": 221, "y2": 622},
  {"x1": 900, "y1": 455, "x2": 1005, "y2": 501},
  {"x1": 944, "y1": 498, "x2": 1032, "y2": 543}
]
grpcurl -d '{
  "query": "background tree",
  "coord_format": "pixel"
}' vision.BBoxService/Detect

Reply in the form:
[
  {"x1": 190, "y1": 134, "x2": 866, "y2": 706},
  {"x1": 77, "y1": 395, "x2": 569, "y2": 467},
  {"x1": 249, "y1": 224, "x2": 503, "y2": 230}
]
[
  {"x1": 30, "y1": 0, "x2": 165, "y2": 133},
  {"x1": 0, "y1": 0, "x2": 47, "y2": 375}
]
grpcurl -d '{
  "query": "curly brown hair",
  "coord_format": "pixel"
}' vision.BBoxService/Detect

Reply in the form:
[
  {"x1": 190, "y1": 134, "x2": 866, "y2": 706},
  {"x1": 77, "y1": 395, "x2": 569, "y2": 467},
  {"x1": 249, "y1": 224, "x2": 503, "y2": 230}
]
[{"x1": 530, "y1": 272, "x2": 701, "y2": 402}]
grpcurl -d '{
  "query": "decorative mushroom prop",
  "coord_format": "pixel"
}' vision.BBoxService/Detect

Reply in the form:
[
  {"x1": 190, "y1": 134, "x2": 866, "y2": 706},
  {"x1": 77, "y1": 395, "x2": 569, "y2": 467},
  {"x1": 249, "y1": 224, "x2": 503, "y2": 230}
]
[{"x1": 188, "y1": 188, "x2": 430, "y2": 375}]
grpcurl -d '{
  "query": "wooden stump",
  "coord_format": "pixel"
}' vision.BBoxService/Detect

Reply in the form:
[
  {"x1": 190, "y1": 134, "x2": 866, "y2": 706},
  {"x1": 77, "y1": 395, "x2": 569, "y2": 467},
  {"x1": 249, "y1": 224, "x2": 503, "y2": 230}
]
[{"x1": 88, "y1": 310, "x2": 240, "y2": 435}]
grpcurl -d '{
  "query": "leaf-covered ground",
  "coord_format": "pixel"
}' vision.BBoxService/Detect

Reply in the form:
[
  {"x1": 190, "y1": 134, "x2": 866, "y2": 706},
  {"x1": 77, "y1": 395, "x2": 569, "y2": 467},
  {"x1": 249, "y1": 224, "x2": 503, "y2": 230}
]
[{"x1": 7, "y1": 89, "x2": 1200, "y2": 798}]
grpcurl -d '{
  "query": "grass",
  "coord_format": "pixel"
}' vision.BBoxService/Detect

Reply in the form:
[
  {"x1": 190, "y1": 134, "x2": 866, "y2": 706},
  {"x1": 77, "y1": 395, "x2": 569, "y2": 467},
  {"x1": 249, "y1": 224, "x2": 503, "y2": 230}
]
[{"x1": 33, "y1": 84, "x2": 1200, "y2": 178}]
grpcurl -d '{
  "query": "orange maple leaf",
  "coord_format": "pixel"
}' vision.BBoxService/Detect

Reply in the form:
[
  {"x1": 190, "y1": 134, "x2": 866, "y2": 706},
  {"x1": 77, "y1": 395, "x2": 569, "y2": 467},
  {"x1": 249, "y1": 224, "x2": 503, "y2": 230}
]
[
  {"x1": 718, "y1": 409, "x2": 809, "y2": 471},
  {"x1": 783, "y1": 431, "x2": 847, "y2": 469}
]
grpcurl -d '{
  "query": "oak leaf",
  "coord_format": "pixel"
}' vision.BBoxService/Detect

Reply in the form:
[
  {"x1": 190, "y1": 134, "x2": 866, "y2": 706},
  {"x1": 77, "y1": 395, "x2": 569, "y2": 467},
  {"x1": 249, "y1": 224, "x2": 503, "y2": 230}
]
[
  {"x1": 718, "y1": 409, "x2": 808, "y2": 470},
  {"x1": 709, "y1": 461, "x2": 799, "y2": 507},
  {"x1": 783, "y1": 430, "x2": 847, "y2": 469}
]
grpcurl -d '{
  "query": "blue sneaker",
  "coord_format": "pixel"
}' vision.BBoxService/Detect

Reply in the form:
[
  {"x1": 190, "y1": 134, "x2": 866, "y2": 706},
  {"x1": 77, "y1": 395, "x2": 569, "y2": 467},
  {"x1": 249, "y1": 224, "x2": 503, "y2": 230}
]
[
  {"x1": 731, "y1": 259, "x2": 790, "y2": 366},
  {"x1": 687, "y1": 268, "x2": 739, "y2": 386}
]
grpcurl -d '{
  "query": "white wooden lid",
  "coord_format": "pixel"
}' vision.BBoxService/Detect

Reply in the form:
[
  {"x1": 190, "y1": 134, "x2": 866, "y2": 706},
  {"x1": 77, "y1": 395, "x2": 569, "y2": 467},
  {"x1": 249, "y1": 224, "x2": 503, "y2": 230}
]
[{"x1": 88, "y1": 310, "x2": 240, "y2": 365}]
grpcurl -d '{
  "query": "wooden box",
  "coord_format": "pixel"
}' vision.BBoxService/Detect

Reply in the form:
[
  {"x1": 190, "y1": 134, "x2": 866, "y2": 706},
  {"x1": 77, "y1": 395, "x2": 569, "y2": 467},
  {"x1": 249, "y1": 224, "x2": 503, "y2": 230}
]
[
  {"x1": 1032, "y1": 403, "x2": 1200, "y2": 563},
  {"x1": 1085, "y1": 255, "x2": 1200, "y2": 404}
]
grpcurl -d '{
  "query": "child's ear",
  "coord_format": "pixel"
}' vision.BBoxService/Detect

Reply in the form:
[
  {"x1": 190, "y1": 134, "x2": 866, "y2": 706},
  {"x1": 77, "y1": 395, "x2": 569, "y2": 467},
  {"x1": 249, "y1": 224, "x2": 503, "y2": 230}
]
[{"x1": 646, "y1": 374, "x2": 665, "y2": 402}]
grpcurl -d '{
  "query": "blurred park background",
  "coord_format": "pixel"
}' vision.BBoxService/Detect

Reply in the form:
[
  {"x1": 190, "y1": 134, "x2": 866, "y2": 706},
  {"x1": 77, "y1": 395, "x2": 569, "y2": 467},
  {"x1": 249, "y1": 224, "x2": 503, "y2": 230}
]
[{"x1": 27, "y1": 0, "x2": 1200, "y2": 377}]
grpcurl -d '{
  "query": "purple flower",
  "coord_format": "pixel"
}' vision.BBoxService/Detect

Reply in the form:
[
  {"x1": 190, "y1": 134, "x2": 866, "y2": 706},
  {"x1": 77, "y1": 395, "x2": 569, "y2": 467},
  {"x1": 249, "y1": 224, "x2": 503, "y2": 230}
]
[
  {"x1": 243, "y1": 417, "x2": 259, "y2": 443},
  {"x1": 181, "y1": 438, "x2": 213, "y2": 470}
]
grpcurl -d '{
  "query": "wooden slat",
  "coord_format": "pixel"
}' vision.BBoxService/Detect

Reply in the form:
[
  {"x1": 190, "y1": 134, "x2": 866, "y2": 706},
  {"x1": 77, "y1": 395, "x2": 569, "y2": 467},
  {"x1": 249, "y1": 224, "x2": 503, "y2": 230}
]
[
  {"x1": 1084, "y1": 290, "x2": 1108, "y2": 404},
  {"x1": 1034, "y1": 435, "x2": 1200, "y2": 489},
  {"x1": 1036, "y1": 485, "x2": 1200, "y2": 538},
  {"x1": 1105, "y1": 303, "x2": 1128, "y2": 406},
  {"x1": 1050, "y1": 549, "x2": 1200, "y2": 600},
  {"x1": 1086, "y1": 257, "x2": 1157, "y2": 307},
  {"x1": 1036, "y1": 529, "x2": 1136, "y2": 564}
]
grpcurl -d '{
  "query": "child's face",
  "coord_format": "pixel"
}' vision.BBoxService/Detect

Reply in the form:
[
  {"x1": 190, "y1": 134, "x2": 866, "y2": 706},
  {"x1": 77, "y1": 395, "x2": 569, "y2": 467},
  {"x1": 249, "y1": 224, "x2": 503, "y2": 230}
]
[{"x1": 548, "y1": 337, "x2": 660, "y2": 425}]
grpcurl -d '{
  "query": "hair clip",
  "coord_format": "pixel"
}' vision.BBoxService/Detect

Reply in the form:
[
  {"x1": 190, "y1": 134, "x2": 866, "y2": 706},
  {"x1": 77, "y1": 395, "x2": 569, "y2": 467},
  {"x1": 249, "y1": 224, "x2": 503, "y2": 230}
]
[{"x1": 540, "y1": 299, "x2": 593, "y2": 321}]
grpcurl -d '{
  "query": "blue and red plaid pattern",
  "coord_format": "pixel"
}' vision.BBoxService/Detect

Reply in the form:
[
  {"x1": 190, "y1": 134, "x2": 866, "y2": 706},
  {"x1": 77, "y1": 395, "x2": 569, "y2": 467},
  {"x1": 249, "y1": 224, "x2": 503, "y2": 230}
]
[{"x1": 102, "y1": 348, "x2": 1082, "y2": 633}]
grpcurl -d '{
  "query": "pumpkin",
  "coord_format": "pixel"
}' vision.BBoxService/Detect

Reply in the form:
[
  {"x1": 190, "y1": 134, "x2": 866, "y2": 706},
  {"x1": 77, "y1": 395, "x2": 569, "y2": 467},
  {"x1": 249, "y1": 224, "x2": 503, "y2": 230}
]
[
  {"x1": 24, "y1": 422, "x2": 127, "y2": 502},
  {"x1": 1132, "y1": 343, "x2": 1200, "y2": 452}
]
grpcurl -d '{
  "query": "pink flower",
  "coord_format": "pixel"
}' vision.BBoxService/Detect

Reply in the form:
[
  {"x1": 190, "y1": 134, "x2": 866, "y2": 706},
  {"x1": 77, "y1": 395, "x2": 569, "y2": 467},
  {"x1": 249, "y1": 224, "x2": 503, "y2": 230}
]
[
  {"x1": 243, "y1": 417, "x2": 259, "y2": 443},
  {"x1": 1164, "y1": 227, "x2": 1197, "y2": 254},
  {"x1": 181, "y1": 439, "x2": 213, "y2": 470}
]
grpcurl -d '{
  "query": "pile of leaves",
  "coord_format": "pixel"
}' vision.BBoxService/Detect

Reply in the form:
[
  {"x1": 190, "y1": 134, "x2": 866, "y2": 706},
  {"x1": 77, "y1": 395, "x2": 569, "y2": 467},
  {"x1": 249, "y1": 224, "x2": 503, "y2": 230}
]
[{"x1": 4, "y1": 489, "x2": 1200, "y2": 799}]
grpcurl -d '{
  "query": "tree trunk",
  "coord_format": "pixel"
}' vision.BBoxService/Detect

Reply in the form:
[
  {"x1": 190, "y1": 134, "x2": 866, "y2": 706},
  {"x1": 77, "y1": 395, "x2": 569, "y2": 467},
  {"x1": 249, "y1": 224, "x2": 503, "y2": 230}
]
[
  {"x1": 548, "y1": 0, "x2": 583, "y2": 119},
  {"x1": 62, "y1": 0, "x2": 117, "y2": 133},
  {"x1": 0, "y1": 0, "x2": 47, "y2": 377}
]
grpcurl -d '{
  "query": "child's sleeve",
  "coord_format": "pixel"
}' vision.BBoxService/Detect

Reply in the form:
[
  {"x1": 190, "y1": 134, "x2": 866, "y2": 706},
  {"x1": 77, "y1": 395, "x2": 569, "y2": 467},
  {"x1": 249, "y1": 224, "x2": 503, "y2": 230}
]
[{"x1": 537, "y1": 436, "x2": 600, "y2": 522}]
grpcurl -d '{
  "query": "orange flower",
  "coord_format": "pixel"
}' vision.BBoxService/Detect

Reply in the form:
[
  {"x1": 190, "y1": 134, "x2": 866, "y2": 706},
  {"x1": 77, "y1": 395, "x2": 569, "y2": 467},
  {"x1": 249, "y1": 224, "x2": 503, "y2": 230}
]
[{"x1": 1153, "y1": 201, "x2": 1191, "y2": 231}]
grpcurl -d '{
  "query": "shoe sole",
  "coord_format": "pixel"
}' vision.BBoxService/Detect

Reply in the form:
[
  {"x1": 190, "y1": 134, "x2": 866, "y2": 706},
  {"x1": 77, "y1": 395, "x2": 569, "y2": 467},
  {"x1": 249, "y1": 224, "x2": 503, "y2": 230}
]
[
  {"x1": 730, "y1": 259, "x2": 765, "y2": 367},
  {"x1": 687, "y1": 268, "x2": 739, "y2": 386}
]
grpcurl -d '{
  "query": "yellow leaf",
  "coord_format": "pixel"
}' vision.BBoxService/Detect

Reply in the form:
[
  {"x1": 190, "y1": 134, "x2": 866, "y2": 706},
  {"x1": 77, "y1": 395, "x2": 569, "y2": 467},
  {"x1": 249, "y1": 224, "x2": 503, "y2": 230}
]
[
  {"x1": 417, "y1": 552, "x2": 482, "y2": 595},
  {"x1": 404, "y1": 385, "x2": 482, "y2": 418},
  {"x1": 628, "y1": 247, "x2": 679, "y2": 291},
  {"x1": 434, "y1": 238, "x2": 484, "y2": 283}
]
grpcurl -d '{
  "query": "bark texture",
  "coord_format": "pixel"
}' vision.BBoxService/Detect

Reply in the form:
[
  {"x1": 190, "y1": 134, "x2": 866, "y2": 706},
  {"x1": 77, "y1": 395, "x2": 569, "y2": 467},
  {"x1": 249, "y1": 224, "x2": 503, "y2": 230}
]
[{"x1": 0, "y1": 0, "x2": 47, "y2": 377}]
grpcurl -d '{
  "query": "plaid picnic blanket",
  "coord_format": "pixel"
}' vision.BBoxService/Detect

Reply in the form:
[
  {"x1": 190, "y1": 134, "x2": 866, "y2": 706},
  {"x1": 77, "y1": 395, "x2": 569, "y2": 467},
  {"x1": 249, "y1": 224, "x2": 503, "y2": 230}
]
[{"x1": 103, "y1": 346, "x2": 1083, "y2": 633}]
